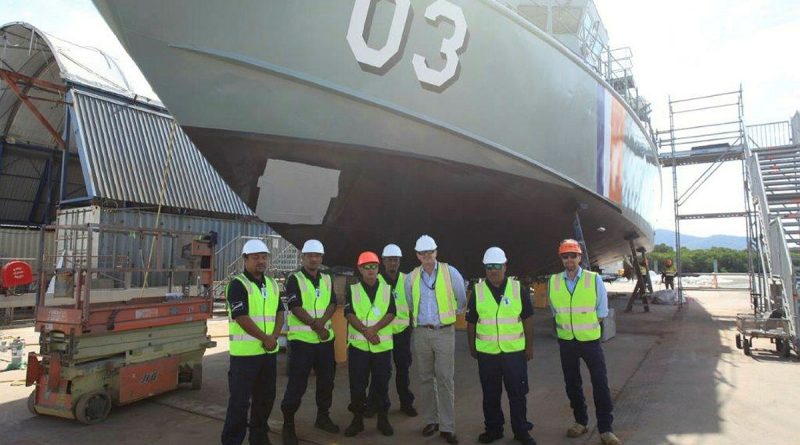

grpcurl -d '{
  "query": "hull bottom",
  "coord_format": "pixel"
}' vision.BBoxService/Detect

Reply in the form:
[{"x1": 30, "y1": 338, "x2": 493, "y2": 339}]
[{"x1": 186, "y1": 126, "x2": 651, "y2": 277}]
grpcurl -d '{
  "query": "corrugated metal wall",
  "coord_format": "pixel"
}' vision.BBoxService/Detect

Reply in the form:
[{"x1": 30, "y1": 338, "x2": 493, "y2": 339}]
[
  {"x1": 0, "y1": 227, "x2": 54, "y2": 273},
  {"x1": 71, "y1": 88, "x2": 255, "y2": 217},
  {"x1": 58, "y1": 206, "x2": 278, "y2": 283}
]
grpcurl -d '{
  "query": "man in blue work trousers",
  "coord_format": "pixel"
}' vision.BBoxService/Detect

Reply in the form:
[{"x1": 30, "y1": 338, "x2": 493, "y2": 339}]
[
  {"x1": 549, "y1": 239, "x2": 621, "y2": 445},
  {"x1": 467, "y1": 247, "x2": 536, "y2": 445},
  {"x1": 222, "y1": 239, "x2": 284, "y2": 445}
]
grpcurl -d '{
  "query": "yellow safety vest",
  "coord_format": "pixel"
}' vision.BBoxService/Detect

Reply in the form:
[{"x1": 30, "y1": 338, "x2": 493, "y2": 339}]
[
  {"x1": 474, "y1": 279, "x2": 525, "y2": 354},
  {"x1": 286, "y1": 271, "x2": 334, "y2": 343},
  {"x1": 380, "y1": 272, "x2": 409, "y2": 334},
  {"x1": 347, "y1": 281, "x2": 394, "y2": 353},
  {"x1": 226, "y1": 273, "x2": 280, "y2": 356},
  {"x1": 549, "y1": 270, "x2": 601, "y2": 341},
  {"x1": 410, "y1": 263, "x2": 457, "y2": 326}
]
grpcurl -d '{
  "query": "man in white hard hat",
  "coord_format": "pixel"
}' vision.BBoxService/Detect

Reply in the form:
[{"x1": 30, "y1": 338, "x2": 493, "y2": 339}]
[
  {"x1": 405, "y1": 235, "x2": 467, "y2": 444},
  {"x1": 222, "y1": 239, "x2": 284, "y2": 445},
  {"x1": 280, "y1": 239, "x2": 339, "y2": 445},
  {"x1": 466, "y1": 247, "x2": 536, "y2": 445},
  {"x1": 365, "y1": 243, "x2": 417, "y2": 418}
]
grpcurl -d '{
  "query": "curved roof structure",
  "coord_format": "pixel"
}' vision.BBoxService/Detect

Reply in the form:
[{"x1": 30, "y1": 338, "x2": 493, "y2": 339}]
[{"x1": 0, "y1": 22, "x2": 255, "y2": 222}]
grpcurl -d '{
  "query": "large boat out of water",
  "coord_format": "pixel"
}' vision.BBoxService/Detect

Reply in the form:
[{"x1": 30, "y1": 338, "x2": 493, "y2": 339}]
[{"x1": 92, "y1": 0, "x2": 660, "y2": 276}]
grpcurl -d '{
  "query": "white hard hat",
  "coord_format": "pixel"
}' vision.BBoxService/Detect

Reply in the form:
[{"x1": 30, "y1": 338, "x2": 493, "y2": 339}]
[
  {"x1": 242, "y1": 239, "x2": 270, "y2": 255},
  {"x1": 301, "y1": 239, "x2": 325, "y2": 254},
  {"x1": 382, "y1": 243, "x2": 402, "y2": 257},
  {"x1": 482, "y1": 246, "x2": 507, "y2": 265},
  {"x1": 414, "y1": 235, "x2": 437, "y2": 252}
]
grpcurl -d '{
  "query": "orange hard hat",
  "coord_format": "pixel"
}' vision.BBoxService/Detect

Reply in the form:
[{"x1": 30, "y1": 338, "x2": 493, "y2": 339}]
[
  {"x1": 558, "y1": 239, "x2": 582, "y2": 255},
  {"x1": 357, "y1": 251, "x2": 380, "y2": 266}
]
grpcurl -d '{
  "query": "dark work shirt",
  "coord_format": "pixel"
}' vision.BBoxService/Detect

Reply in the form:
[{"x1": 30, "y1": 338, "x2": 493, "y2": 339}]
[
  {"x1": 466, "y1": 278, "x2": 533, "y2": 324},
  {"x1": 344, "y1": 279, "x2": 397, "y2": 316},
  {"x1": 283, "y1": 268, "x2": 338, "y2": 310},
  {"x1": 226, "y1": 270, "x2": 285, "y2": 319}
]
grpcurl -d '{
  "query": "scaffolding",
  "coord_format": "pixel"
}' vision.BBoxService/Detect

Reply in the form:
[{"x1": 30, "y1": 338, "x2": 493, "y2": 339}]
[
  {"x1": 657, "y1": 87, "x2": 759, "y2": 307},
  {"x1": 658, "y1": 87, "x2": 797, "y2": 354}
]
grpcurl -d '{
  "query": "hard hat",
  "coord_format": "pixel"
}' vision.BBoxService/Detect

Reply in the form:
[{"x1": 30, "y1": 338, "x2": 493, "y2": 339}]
[
  {"x1": 301, "y1": 239, "x2": 325, "y2": 254},
  {"x1": 482, "y1": 247, "x2": 507, "y2": 264},
  {"x1": 357, "y1": 251, "x2": 380, "y2": 266},
  {"x1": 558, "y1": 239, "x2": 582, "y2": 255},
  {"x1": 415, "y1": 235, "x2": 437, "y2": 252},
  {"x1": 242, "y1": 239, "x2": 270, "y2": 255},
  {"x1": 382, "y1": 243, "x2": 402, "y2": 257}
]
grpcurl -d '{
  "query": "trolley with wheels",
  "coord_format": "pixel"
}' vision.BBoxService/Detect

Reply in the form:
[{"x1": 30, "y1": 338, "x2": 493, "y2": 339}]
[{"x1": 735, "y1": 313, "x2": 793, "y2": 358}]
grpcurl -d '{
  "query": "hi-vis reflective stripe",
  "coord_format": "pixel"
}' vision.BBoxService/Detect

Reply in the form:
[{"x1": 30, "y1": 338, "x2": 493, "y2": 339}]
[
  {"x1": 287, "y1": 322, "x2": 332, "y2": 332},
  {"x1": 441, "y1": 265, "x2": 456, "y2": 315},
  {"x1": 348, "y1": 334, "x2": 393, "y2": 343},
  {"x1": 478, "y1": 317, "x2": 521, "y2": 325},
  {"x1": 390, "y1": 319, "x2": 408, "y2": 326},
  {"x1": 230, "y1": 334, "x2": 259, "y2": 342},
  {"x1": 557, "y1": 322, "x2": 601, "y2": 331},
  {"x1": 439, "y1": 310, "x2": 455, "y2": 320},
  {"x1": 476, "y1": 333, "x2": 524, "y2": 342},
  {"x1": 249, "y1": 316, "x2": 276, "y2": 323},
  {"x1": 552, "y1": 306, "x2": 596, "y2": 314}
]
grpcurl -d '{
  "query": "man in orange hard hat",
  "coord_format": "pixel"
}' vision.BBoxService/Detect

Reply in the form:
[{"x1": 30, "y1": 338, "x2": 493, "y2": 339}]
[
  {"x1": 343, "y1": 251, "x2": 396, "y2": 437},
  {"x1": 549, "y1": 239, "x2": 621, "y2": 445},
  {"x1": 661, "y1": 259, "x2": 676, "y2": 290}
]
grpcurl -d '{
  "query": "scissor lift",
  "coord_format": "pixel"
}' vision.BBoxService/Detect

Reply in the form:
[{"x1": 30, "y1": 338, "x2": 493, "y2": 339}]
[{"x1": 25, "y1": 224, "x2": 216, "y2": 423}]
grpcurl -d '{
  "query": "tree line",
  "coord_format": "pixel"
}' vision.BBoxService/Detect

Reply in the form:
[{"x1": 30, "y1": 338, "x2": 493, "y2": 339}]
[{"x1": 645, "y1": 243, "x2": 760, "y2": 273}]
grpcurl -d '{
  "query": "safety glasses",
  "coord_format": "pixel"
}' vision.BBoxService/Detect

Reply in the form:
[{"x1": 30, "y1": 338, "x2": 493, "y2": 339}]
[
  {"x1": 484, "y1": 264, "x2": 504, "y2": 270},
  {"x1": 361, "y1": 264, "x2": 379, "y2": 270},
  {"x1": 416, "y1": 250, "x2": 435, "y2": 256},
  {"x1": 560, "y1": 253, "x2": 578, "y2": 260}
]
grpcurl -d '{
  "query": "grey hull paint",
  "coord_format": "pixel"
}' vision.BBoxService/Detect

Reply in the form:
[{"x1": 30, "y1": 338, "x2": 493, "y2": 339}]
[{"x1": 92, "y1": 0, "x2": 660, "y2": 275}]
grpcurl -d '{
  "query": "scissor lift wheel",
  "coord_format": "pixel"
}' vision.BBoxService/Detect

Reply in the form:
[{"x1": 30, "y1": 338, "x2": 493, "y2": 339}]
[
  {"x1": 27, "y1": 391, "x2": 38, "y2": 415},
  {"x1": 74, "y1": 390, "x2": 112, "y2": 424}
]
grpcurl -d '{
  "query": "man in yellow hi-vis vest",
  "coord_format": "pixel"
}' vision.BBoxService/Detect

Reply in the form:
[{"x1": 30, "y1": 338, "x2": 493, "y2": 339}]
[
  {"x1": 280, "y1": 239, "x2": 339, "y2": 445},
  {"x1": 549, "y1": 239, "x2": 621, "y2": 445},
  {"x1": 466, "y1": 247, "x2": 536, "y2": 445},
  {"x1": 343, "y1": 251, "x2": 397, "y2": 437},
  {"x1": 404, "y1": 234, "x2": 467, "y2": 444},
  {"x1": 365, "y1": 243, "x2": 417, "y2": 418},
  {"x1": 222, "y1": 239, "x2": 284, "y2": 445}
]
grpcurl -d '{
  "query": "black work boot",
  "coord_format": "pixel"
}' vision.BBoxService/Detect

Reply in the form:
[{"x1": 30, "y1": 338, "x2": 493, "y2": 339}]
[
  {"x1": 281, "y1": 422, "x2": 297, "y2": 445},
  {"x1": 314, "y1": 412, "x2": 340, "y2": 433},
  {"x1": 377, "y1": 411, "x2": 394, "y2": 436},
  {"x1": 344, "y1": 414, "x2": 365, "y2": 437}
]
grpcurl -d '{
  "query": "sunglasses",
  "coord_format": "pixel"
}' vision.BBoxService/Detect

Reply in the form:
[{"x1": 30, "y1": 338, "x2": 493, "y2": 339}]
[
  {"x1": 560, "y1": 253, "x2": 578, "y2": 260},
  {"x1": 485, "y1": 264, "x2": 504, "y2": 270},
  {"x1": 417, "y1": 250, "x2": 435, "y2": 256},
  {"x1": 361, "y1": 264, "x2": 379, "y2": 270}
]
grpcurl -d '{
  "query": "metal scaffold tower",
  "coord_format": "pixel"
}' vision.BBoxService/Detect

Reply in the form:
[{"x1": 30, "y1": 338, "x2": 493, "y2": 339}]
[{"x1": 658, "y1": 86, "x2": 797, "y2": 355}]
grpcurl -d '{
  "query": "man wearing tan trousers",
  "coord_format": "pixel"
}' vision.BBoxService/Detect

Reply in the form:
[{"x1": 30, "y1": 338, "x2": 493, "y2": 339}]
[{"x1": 405, "y1": 235, "x2": 467, "y2": 444}]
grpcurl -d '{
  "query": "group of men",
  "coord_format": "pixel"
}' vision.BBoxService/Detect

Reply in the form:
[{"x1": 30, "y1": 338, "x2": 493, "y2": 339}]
[{"x1": 221, "y1": 235, "x2": 623, "y2": 445}]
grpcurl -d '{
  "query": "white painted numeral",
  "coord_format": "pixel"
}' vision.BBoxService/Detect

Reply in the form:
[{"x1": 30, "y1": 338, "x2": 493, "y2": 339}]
[
  {"x1": 346, "y1": 0, "x2": 412, "y2": 69},
  {"x1": 412, "y1": 0, "x2": 467, "y2": 87}
]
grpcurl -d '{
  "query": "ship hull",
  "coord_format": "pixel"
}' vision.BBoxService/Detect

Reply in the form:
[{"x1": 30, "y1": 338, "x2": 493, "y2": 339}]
[{"x1": 93, "y1": 0, "x2": 661, "y2": 276}]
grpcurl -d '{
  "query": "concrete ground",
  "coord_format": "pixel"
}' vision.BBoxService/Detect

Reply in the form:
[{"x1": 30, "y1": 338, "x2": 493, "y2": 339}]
[{"x1": 1, "y1": 279, "x2": 798, "y2": 445}]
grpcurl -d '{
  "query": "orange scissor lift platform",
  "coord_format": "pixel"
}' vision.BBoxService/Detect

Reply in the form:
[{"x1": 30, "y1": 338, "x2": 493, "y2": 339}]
[{"x1": 26, "y1": 224, "x2": 217, "y2": 424}]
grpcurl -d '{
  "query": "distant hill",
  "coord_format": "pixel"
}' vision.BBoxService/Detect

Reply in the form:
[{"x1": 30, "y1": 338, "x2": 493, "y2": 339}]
[{"x1": 655, "y1": 229, "x2": 746, "y2": 250}]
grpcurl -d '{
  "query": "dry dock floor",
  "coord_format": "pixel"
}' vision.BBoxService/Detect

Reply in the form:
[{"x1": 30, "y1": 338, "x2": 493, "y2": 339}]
[{"x1": 2, "y1": 280, "x2": 798, "y2": 445}]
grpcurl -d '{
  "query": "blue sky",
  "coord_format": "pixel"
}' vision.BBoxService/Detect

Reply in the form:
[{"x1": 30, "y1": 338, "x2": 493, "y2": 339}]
[{"x1": 2, "y1": 1, "x2": 799, "y2": 237}]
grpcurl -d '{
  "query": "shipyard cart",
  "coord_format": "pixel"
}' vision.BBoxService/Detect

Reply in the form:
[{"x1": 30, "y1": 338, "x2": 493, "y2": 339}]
[
  {"x1": 25, "y1": 224, "x2": 217, "y2": 424},
  {"x1": 735, "y1": 313, "x2": 793, "y2": 358}
]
